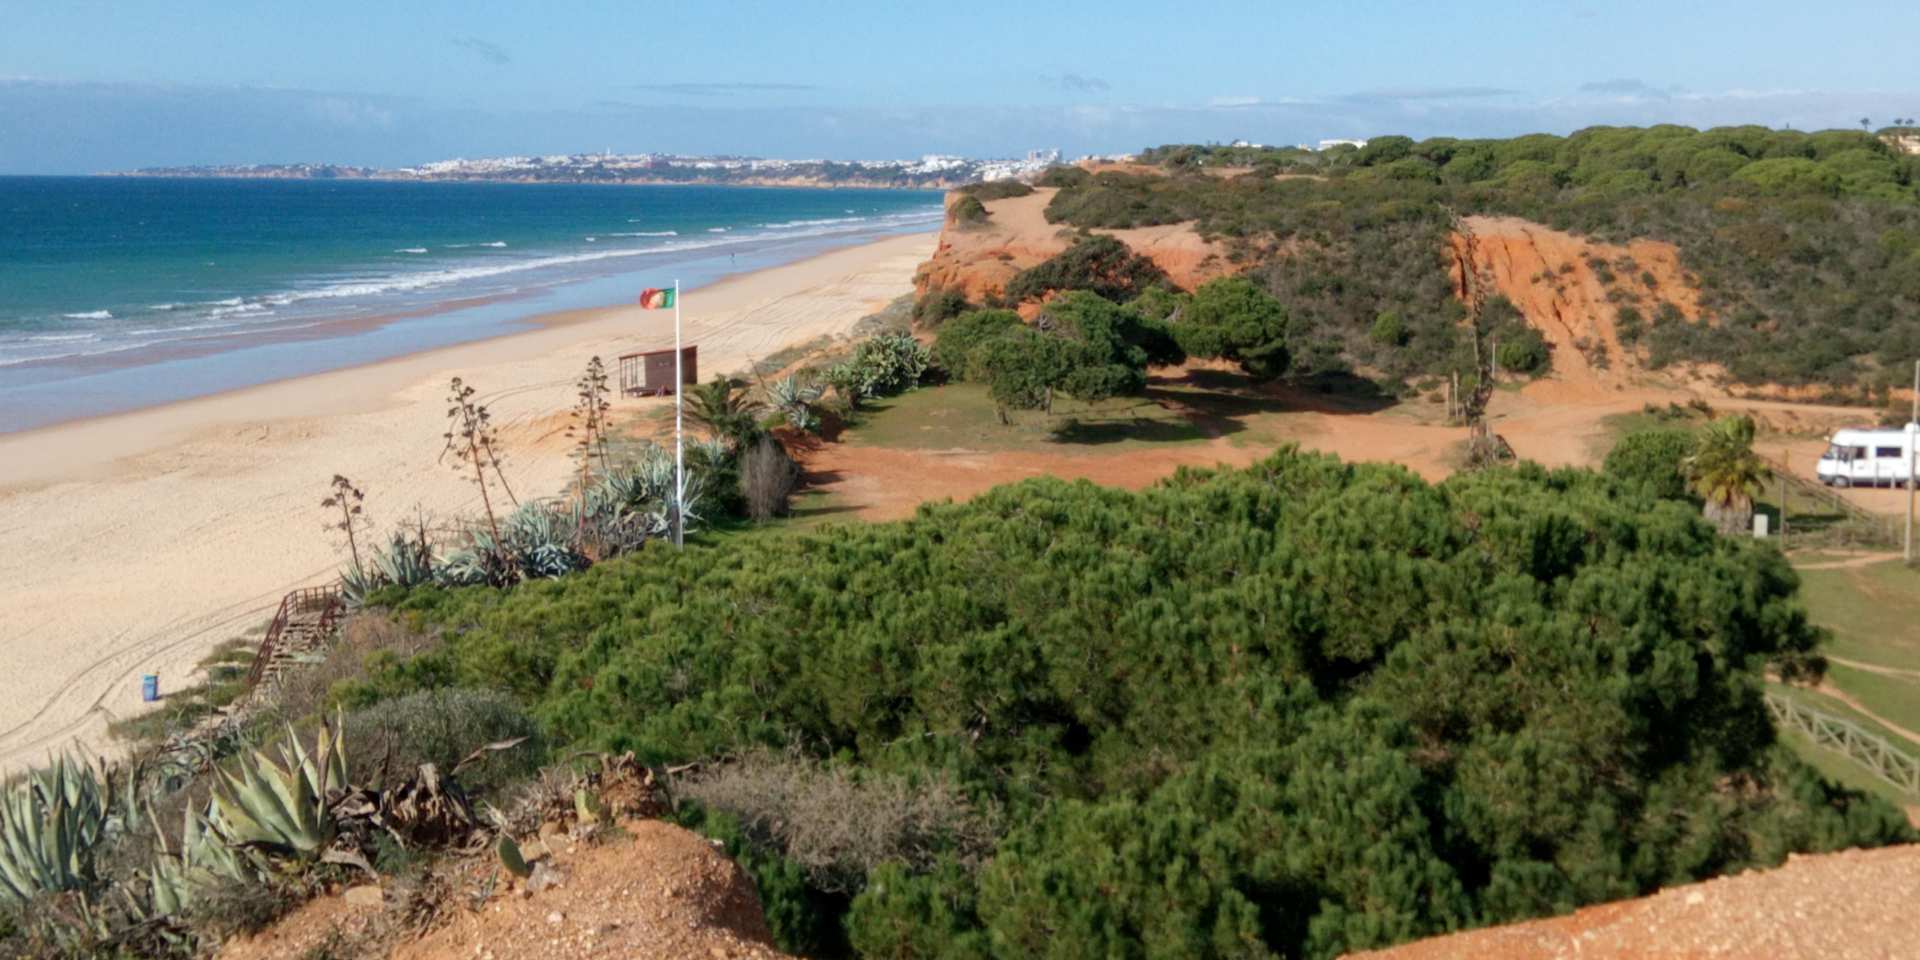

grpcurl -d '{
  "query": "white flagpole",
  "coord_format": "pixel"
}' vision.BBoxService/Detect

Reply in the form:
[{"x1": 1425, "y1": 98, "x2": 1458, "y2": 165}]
[{"x1": 673, "y1": 277, "x2": 685, "y2": 548}]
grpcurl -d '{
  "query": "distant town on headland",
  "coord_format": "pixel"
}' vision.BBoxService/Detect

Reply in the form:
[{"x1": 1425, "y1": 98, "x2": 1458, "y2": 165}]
[{"x1": 110, "y1": 149, "x2": 1085, "y2": 189}]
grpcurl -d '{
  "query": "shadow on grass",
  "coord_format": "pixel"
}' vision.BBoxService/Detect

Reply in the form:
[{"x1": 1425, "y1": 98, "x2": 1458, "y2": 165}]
[
  {"x1": 1164, "y1": 368, "x2": 1400, "y2": 415},
  {"x1": 788, "y1": 501, "x2": 865, "y2": 520},
  {"x1": 1048, "y1": 415, "x2": 1217, "y2": 446}
]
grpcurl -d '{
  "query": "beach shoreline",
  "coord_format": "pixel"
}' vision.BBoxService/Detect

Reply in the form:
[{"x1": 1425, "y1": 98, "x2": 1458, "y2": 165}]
[
  {"x1": 0, "y1": 230, "x2": 936, "y2": 773},
  {"x1": 0, "y1": 232, "x2": 932, "y2": 490}
]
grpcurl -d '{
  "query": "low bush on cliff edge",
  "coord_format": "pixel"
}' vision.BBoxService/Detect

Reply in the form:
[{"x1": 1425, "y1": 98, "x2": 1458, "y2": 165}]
[{"x1": 957, "y1": 180, "x2": 1035, "y2": 202}]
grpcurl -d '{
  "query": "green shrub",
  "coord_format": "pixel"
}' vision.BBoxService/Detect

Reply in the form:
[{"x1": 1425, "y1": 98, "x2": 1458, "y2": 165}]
[
  {"x1": 945, "y1": 293, "x2": 1180, "y2": 413},
  {"x1": 674, "y1": 804, "x2": 853, "y2": 957},
  {"x1": 367, "y1": 449, "x2": 1905, "y2": 958},
  {"x1": 913, "y1": 289, "x2": 974, "y2": 329},
  {"x1": 847, "y1": 332, "x2": 932, "y2": 398},
  {"x1": 341, "y1": 688, "x2": 544, "y2": 799},
  {"x1": 932, "y1": 309, "x2": 1024, "y2": 381},
  {"x1": 1495, "y1": 327, "x2": 1551, "y2": 374},
  {"x1": 959, "y1": 180, "x2": 1035, "y2": 201},
  {"x1": 1732, "y1": 157, "x2": 1841, "y2": 196},
  {"x1": 978, "y1": 326, "x2": 1075, "y2": 414},
  {"x1": 1174, "y1": 276, "x2": 1291, "y2": 379},
  {"x1": 1035, "y1": 166, "x2": 1089, "y2": 189},
  {"x1": 1004, "y1": 234, "x2": 1167, "y2": 303},
  {"x1": 1604, "y1": 429, "x2": 1696, "y2": 501},
  {"x1": 1616, "y1": 305, "x2": 1646, "y2": 344},
  {"x1": 1370, "y1": 310, "x2": 1409, "y2": 346},
  {"x1": 951, "y1": 194, "x2": 989, "y2": 226}
]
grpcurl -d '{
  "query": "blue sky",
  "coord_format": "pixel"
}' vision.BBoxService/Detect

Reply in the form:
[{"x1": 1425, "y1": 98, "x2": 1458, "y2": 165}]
[{"x1": 3, "y1": 0, "x2": 1918, "y2": 172}]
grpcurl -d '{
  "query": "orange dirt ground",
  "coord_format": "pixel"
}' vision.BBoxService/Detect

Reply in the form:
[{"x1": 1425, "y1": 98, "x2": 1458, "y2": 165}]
[
  {"x1": 913, "y1": 187, "x2": 1234, "y2": 304},
  {"x1": 218, "y1": 820, "x2": 793, "y2": 960},
  {"x1": 1344, "y1": 844, "x2": 1920, "y2": 960}
]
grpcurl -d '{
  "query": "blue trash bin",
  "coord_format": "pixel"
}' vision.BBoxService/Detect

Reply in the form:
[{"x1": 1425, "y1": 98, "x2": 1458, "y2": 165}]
[{"x1": 141, "y1": 674, "x2": 159, "y2": 703}]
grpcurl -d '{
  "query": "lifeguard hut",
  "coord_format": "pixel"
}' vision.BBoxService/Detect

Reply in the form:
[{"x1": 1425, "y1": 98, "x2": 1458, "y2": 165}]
[{"x1": 618, "y1": 345, "x2": 697, "y2": 397}]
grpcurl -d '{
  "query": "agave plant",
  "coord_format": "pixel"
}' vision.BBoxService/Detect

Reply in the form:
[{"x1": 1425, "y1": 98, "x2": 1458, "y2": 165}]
[
  {"x1": 588, "y1": 445, "x2": 707, "y2": 541},
  {"x1": 207, "y1": 718, "x2": 348, "y2": 863},
  {"x1": 339, "y1": 561, "x2": 383, "y2": 609},
  {"x1": 0, "y1": 755, "x2": 132, "y2": 905},
  {"x1": 372, "y1": 528, "x2": 435, "y2": 588},
  {"x1": 143, "y1": 802, "x2": 258, "y2": 917},
  {"x1": 433, "y1": 541, "x2": 495, "y2": 587},
  {"x1": 341, "y1": 528, "x2": 438, "y2": 607},
  {"x1": 502, "y1": 502, "x2": 587, "y2": 580},
  {"x1": 766, "y1": 374, "x2": 825, "y2": 434}
]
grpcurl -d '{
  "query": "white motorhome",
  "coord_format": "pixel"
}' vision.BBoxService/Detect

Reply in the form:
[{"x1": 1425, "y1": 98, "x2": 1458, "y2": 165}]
[{"x1": 1815, "y1": 424, "x2": 1919, "y2": 487}]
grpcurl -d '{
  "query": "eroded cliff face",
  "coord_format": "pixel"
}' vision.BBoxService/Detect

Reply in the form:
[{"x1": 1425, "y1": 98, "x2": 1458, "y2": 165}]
[
  {"x1": 913, "y1": 187, "x2": 1235, "y2": 305},
  {"x1": 913, "y1": 182, "x2": 1714, "y2": 399},
  {"x1": 1448, "y1": 215, "x2": 1703, "y2": 392}
]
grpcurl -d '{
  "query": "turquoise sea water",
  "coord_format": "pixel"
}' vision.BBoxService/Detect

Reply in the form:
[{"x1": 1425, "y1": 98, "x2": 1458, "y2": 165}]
[{"x1": 0, "y1": 177, "x2": 942, "y2": 433}]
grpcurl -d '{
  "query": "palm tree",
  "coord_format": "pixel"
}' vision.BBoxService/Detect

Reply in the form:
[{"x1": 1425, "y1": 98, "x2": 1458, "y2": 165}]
[
  {"x1": 1684, "y1": 415, "x2": 1769, "y2": 536},
  {"x1": 685, "y1": 376, "x2": 765, "y2": 448}
]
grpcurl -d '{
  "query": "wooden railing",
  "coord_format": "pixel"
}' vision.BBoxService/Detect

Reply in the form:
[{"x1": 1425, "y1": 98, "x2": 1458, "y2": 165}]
[
  {"x1": 1766, "y1": 692, "x2": 1920, "y2": 796},
  {"x1": 1756, "y1": 453, "x2": 1902, "y2": 548},
  {"x1": 245, "y1": 584, "x2": 345, "y2": 688}
]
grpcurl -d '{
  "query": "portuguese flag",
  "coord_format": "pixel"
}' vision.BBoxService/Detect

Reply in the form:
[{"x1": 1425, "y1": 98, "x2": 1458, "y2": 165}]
[{"x1": 638, "y1": 287, "x2": 676, "y2": 309}]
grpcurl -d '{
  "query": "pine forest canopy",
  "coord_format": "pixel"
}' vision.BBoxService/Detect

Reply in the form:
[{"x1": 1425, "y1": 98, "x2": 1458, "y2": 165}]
[{"x1": 359, "y1": 449, "x2": 1910, "y2": 959}]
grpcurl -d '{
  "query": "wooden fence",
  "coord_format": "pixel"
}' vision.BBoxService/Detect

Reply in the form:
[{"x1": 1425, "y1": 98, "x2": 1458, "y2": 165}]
[
  {"x1": 1756, "y1": 453, "x2": 1902, "y2": 548},
  {"x1": 1766, "y1": 692, "x2": 1920, "y2": 796}
]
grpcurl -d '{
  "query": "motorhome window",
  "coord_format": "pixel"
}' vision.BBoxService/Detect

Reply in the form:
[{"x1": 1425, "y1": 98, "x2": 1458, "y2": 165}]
[
  {"x1": 1825, "y1": 444, "x2": 1847, "y2": 460},
  {"x1": 1876, "y1": 446, "x2": 1902, "y2": 458},
  {"x1": 1850, "y1": 446, "x2": 1869, "y2": 459}
]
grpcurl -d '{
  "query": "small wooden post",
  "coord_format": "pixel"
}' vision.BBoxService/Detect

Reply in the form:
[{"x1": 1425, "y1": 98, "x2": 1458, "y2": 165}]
[{"x1": 1779, "y1": 449, "x2": 1788, "y2": 551}]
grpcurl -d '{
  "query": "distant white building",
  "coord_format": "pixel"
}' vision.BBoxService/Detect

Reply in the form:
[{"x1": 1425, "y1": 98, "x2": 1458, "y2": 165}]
[{"x1": 1316, "y1": 138, "x2": 1368, "y2": 151}]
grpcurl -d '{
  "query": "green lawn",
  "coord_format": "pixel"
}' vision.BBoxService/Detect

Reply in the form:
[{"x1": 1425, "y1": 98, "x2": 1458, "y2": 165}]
[
  {"x1": 846, "y1": 382, "x2": 1219, "y2": 454},
  {"x1": 1826, "y1": 662, "x2": 1920, "y2": 735},
  {"x1": 841, "y1": 373, "x2": 1388, "y2": 457},
  {"x1": 1777, "y1": 725, "x2": 1914, "y2": 811},
  {"x1": 1770, "y1": 555, "x2": 1920, "y2": 804},
  {"x1": 700, "y1": 488, "x2": 862, "y2": 547},
  {"x1": 1797, "y1": 560, "x2": 1920, "y2": 673},
  {"x1": 1767, "y1": 682, "x2": 1917, "y2": 759}
]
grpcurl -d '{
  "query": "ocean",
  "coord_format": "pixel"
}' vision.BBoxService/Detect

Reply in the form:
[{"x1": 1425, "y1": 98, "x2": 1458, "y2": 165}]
[{"x1": 0, "y1": 177, "x2": 943, "y2": 433}]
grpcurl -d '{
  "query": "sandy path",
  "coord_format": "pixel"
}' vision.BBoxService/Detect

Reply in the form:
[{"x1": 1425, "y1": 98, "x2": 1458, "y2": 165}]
[
  {"x1": 1803, "y1": 681, "x2": 1920, "y2": 748},
  {"x1": 1795, "y1": 553, "x2": 1905, "y2": 570},
  {"x1": 0, "y1": 233, "x2": 934, "y2": 773},
  {"x1": 1826, "y1": 655, "x2": 1920, "y2": 681}
]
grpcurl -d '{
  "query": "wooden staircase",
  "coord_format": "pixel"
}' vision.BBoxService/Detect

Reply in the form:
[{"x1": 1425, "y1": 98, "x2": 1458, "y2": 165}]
[{"x1": 246, "y1": 585, "x2": 346, "y2": 689}]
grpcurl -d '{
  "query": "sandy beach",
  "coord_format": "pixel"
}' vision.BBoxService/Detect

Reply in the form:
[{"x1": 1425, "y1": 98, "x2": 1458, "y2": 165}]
[{"x1": 0, "y1": 231, "x2": 936, "y2": 773}]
